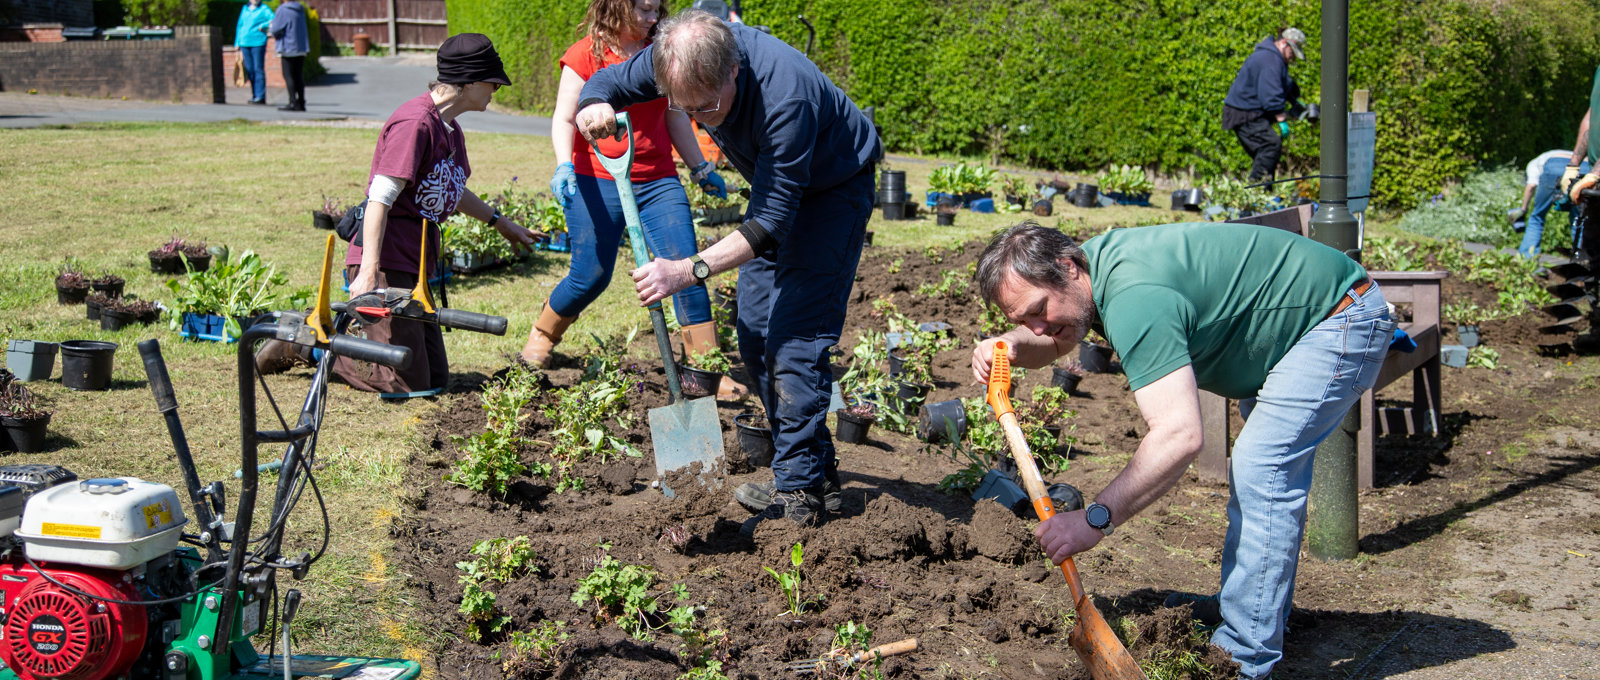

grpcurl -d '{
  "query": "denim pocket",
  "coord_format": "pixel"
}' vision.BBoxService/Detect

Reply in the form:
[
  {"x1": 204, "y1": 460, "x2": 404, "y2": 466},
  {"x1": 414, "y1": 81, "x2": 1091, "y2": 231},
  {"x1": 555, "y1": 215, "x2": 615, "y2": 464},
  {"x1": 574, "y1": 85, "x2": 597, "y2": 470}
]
[{"x1": 1347, "y1": 317, "x2": 1397, "y2": 394}]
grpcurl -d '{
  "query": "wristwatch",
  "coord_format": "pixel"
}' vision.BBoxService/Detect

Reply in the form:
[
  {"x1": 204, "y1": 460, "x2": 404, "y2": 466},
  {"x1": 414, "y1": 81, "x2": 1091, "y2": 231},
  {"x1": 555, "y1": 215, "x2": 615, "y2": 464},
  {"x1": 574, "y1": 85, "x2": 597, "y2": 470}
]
[
  {"x1": 1084, "y1": 502, "x2": 1115, "y2": 536},
  {"x1": 689, "y1": 254, "x2": 711, "y2": 282},
  {"x1": 487, "y1": 209, "x2": 503, "y2": 227}
]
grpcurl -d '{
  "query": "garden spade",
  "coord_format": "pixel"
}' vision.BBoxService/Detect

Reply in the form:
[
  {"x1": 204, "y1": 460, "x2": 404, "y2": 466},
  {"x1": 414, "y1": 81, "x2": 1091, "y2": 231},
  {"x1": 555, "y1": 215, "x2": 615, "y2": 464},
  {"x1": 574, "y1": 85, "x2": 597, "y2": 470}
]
[
  {"x1": 590, "y1": 112, "x2": 723, "y2": 497},
  {"x1": 985, "y1": 340, "x2": 1146, "y2": 680}
]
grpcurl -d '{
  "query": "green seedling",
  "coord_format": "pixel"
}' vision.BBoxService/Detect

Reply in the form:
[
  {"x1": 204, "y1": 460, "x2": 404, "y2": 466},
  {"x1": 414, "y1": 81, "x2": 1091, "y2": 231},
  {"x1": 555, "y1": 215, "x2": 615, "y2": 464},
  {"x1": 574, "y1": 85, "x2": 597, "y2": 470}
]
[
  {"x1": 764, "y1": 542, "x2": 819, "y2": 616},
  {"x1": 503, "y1": 620, "x2": 569, "y2": 675},
  {"x1": 456, "y1": 536, "x2": 538, "y2": 642},
  {"x1": 571, "y1": 555, "x2": 663, "y2": 641}
]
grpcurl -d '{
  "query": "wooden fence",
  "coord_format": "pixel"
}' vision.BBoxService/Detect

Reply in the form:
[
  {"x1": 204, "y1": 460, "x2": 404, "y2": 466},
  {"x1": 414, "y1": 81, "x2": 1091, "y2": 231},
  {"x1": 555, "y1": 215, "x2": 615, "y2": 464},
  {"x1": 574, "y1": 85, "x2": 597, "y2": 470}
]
[{"x1": 312, "y1": 0, "x2": 445, "y2": 50}]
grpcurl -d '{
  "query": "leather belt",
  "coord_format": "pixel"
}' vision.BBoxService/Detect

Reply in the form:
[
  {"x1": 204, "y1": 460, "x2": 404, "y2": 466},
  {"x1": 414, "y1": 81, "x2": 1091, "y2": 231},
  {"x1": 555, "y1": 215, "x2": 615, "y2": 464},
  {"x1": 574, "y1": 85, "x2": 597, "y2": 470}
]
[{"x1": 1327, "y1": 278, "x2": 1374, "y2": 319}]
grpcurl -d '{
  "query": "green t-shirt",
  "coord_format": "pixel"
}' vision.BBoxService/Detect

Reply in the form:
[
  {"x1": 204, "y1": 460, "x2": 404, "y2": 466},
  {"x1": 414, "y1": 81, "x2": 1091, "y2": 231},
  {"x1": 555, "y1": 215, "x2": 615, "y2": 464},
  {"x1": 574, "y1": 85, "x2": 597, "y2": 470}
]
[
  {"x1": 1081, "y1": 223, "x2": 1368, "y2": 399},
  {"x1": 1590, "y1": 61, "x2": 1600, "y2": 165}
]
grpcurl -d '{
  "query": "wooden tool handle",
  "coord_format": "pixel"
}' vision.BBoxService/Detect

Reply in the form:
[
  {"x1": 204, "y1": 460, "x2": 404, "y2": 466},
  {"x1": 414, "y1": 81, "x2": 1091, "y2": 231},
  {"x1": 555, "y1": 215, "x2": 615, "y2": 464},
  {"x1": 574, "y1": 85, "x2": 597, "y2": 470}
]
[
  {"x1": 988, "y1": 341, "x2": 1090, "y2": 603},
  {"x1": 853, "y1": 638, "x2": 918, "y2": 663}
]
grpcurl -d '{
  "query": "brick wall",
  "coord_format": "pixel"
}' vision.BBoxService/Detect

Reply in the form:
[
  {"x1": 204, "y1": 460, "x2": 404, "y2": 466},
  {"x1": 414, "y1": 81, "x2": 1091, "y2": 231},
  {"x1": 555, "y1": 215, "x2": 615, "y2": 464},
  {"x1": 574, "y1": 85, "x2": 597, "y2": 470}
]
[
  {"x1": 9, "y1": 0, "x2": 92, "y2": 27},
  {"x1": 0, "y1": 24, "x2": 65, "y2": 42},
  {"x1": 0, "y1": 25, "x2": 223, "y2": 103}
]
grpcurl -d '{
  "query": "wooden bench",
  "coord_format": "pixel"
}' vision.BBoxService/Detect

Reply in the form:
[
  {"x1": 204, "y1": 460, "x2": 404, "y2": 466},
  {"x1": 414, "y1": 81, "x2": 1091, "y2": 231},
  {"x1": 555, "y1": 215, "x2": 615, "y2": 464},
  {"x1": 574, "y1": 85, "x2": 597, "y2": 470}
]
[{"x1": 1195, "y1": 207, "x2": 1447, "y2": 488}]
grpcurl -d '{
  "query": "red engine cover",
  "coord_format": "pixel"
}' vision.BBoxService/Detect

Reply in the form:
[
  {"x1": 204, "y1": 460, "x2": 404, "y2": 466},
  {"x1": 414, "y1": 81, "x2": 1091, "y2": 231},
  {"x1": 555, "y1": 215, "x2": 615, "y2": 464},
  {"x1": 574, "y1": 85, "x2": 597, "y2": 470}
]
[{"x1": 0, "y1": 562, "x2": 147, "y2": 680}]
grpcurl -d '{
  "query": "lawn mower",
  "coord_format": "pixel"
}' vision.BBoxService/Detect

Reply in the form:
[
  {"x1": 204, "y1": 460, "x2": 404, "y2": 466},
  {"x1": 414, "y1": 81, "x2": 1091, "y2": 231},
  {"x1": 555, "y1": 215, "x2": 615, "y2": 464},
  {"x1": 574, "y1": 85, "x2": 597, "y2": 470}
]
[{"x1": 0, "y1": 235, "x2": 506, "y2": 679}]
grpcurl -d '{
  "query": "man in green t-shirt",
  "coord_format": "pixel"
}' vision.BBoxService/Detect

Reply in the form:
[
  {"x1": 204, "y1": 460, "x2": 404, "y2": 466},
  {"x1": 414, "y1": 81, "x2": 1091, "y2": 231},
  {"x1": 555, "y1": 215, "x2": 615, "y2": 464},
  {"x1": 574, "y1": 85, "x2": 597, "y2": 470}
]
[
  {"x1": 970, "y1": 221, "x2": 1396, "y2": 680},
  {"x1": 1561, "y1": 63, "x2": 1600, "y2": 263}
]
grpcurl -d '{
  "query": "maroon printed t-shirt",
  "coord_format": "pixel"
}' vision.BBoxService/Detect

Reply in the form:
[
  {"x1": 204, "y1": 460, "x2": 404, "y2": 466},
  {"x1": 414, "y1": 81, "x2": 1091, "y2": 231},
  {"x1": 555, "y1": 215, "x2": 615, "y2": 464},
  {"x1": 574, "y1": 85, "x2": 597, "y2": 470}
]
[
  {"x1": 346, "y1": 92, "x2": 469, "y2": 275},
  {"x1": 561, "y1": 36, "x2": 676, "y2": 182}
]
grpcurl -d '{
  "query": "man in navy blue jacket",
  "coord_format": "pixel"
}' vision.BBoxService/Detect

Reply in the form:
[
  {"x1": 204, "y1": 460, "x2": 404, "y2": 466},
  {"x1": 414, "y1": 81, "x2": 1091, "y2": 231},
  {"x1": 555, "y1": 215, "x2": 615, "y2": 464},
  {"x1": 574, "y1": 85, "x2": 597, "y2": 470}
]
[
  {"x1": 1222, "y1": 28, "x2": 1306, "y2": 182},
  {"x1": 575, "y1": 10, "x2": 882, "y2": 530}
]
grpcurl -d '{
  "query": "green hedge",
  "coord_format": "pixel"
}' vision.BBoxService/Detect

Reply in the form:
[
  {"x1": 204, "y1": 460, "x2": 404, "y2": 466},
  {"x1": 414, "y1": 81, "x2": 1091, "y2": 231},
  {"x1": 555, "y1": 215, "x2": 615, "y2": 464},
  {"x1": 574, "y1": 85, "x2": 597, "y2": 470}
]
[{"x1": 448, "y1": 0, "x2": 1600, "y2": 208}]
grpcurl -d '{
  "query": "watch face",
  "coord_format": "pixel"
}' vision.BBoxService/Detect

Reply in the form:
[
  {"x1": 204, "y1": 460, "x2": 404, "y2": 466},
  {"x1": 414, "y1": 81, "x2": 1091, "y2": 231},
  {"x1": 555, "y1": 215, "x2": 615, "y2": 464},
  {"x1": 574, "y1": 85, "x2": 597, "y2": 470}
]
[
  {"x1": 693, "y1": 261, "x2": 711, "y2": 280},
  {"x1": 1086, "y1": 503, "x2": 1111, "y2": 529}
]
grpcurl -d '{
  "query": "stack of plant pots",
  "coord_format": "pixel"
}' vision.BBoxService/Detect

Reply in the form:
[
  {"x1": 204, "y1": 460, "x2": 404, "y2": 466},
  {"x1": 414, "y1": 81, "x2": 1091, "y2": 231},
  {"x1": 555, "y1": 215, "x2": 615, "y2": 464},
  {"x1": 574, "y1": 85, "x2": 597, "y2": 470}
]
[
  {"x1": 1078, "y1": 341, "x2": 1117, "y2": 374},
  {"x1": 1070, "y1": 183, "x2": 1099, "y2": 208},
  {"x1": 878, "y1": 170, "x2": 909, "y2": 220}
]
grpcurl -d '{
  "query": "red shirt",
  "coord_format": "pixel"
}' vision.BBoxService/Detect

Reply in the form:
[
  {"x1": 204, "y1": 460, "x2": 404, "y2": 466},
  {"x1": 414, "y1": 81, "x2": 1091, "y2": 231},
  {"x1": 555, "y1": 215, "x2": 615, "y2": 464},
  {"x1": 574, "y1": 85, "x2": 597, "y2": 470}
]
[
  {"x1": 561, "y1": 36, "x2": 676, "y2": 182},
  {"x1": 346, "y1": 92, "x2": 468, "y2": 275}
]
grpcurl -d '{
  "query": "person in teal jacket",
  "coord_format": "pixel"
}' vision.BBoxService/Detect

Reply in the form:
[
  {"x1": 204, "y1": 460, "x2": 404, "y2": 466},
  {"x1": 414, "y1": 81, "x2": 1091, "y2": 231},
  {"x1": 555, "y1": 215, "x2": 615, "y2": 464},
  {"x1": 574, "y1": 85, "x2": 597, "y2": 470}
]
[{"x1": 234, "y1": 0, "x2": 274, "y2": 105}]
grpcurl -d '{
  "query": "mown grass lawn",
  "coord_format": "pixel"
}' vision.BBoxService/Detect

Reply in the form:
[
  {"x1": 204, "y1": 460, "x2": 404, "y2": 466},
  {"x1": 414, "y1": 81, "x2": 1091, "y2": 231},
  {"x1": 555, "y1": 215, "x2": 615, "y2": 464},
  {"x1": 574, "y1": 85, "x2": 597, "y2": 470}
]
[{"x1": 0, "y1": 119, "x2": 1322, "y2": 666}]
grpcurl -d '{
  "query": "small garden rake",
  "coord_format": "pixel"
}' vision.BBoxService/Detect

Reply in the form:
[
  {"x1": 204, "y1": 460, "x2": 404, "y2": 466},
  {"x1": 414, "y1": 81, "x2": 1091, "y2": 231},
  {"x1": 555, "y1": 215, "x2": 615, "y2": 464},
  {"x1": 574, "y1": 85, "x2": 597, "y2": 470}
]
[{"x1": 786, "y1": 638, "x2": 918, "y2": 676}]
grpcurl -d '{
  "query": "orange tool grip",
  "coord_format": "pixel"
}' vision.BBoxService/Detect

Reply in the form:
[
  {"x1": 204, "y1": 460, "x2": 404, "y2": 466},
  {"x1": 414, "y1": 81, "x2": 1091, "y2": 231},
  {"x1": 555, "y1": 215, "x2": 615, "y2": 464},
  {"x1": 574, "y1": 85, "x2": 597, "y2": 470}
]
[{"x1": 986, "y1": 339, "x2": 1014, "y2": 419}]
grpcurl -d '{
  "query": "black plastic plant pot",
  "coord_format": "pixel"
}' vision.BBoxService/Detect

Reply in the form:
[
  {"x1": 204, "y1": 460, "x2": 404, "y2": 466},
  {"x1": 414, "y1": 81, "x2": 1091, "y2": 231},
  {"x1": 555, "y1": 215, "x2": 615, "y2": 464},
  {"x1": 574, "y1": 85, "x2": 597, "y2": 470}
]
[
  {"x1": 91, "y1": 281, "x2": 124, "y2": 298},
  {"x1": 55, "y1": 283, "x2": 89, "y2": 305},
  {"x1": 734, "y1": 413, "x2": 775, "y2": 468},
  {"x1": 886, "y1": 351, "x2": 907, "y2": 378},
  {"x1": 149, "y1": 253, "x2": 185, "y2": 274},
  {"x1": 86, "y1": 298, "x2": 102, "y2": 321},
  {"x1": 1051, "y1": 367, "x2": 1083, "y2": 393},
  {"x1": 60, "y1": 340, "x2": 118, "y2": 391},
  {"x1": 1078, "y1": 342, "x2": 1116, "y2": 374},
  {"x1": 185, "y1": 253, "x2": 213, "y2": 273},
  {"x1": 917, "y1": 399, "x2": 968, "y2": 443},
  {"x1": 881, "y1": 202, "x2": 907, "y2": 221},
  {"x1": 678, "y1": 364, "x2": 722, "y2": 399},
  {"x1": 313, "y1": 210, "x2": 336, "y2": 230},
  {"x1": 1, "y1": 414, "x2": 50, "y2": 453},
  {"x1": 836, "y1": 410, "x2": 875, "y2": 444},
  {"x1": 864, "y1": 230, "x2": 875, "y2": 246},
  {"x1": 100, "y1": 309, "x2": 137, "y2": 332},
  {"x1": 936, "y1": 212, "x2": 956, "y2": 226},
  {"x1": 894, "y1": 380, "x2": 932, "y2": 414},
  {"x1": 1032, "y1": 199, "x2": 1053, "y2": 217}
]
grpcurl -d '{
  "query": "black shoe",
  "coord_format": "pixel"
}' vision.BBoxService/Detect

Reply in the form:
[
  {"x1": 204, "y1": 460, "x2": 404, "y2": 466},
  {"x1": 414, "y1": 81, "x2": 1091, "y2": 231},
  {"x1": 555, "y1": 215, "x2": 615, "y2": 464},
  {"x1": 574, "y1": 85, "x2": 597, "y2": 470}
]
[
  {"x1": 762, "y1": 488, "x2": 827, "y2": 528},
  {"x1": 248, "y1": 98, "x2": 266, "y2": 105},
  {"x1": 734, "y1": 468, "x2": 841, "y2": 513},
  {"x1": 1163, "y1": 591, "x2": 1223, "y2": 627},
  {"x1": 278, "y1": 104, "x2": 305, "y2": 112}
]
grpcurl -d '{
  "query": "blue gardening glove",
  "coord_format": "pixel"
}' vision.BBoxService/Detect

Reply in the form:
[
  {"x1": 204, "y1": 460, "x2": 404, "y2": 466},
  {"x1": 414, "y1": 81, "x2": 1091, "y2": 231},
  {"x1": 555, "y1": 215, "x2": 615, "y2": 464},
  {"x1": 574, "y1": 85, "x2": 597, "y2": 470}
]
[
  {"x1": 1276, "y1": 121, "x2": 1291, "y2": 139},
  {"x1": 691, "y1": 161, "x2": 728, "y2": 199},
  {"x1": 550, "y1": 162, "x2": 577, "y2": 207}
]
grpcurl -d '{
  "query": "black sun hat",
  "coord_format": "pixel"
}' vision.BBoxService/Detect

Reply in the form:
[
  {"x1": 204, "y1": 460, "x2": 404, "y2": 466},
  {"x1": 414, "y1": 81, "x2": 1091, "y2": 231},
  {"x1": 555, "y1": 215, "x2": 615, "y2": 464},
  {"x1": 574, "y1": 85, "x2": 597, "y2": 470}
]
[{"x1": 437, "y1": 33, "x2": 511, "y2": 86}]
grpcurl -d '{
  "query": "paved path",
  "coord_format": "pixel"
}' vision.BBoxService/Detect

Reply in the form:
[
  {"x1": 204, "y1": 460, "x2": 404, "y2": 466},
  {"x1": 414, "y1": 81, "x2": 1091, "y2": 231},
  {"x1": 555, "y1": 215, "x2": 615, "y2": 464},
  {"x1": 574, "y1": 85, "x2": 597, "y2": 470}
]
[{"x1": 0, "y1": 54, "x2": 551, "y2": 136}]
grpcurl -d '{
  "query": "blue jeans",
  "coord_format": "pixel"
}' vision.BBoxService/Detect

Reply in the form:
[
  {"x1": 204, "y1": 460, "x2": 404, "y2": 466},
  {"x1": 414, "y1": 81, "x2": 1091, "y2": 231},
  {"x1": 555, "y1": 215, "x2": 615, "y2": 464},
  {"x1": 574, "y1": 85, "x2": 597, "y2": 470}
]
[
  {"x1": 738, "y1": 168, "x2": 873, "y2": 492},
  {"x1": 1215, "y1": 283, "x2": 1396, "y2": 679},
  {"x1": 1519, "y1": 157, "x2": 1588, "y2": 257},
  {"x1": 548, "y1": 174, "x2": 710, "y2": 325},
  {"x1": 241, "y1": 45, "x2": 267, "y2": 102}
]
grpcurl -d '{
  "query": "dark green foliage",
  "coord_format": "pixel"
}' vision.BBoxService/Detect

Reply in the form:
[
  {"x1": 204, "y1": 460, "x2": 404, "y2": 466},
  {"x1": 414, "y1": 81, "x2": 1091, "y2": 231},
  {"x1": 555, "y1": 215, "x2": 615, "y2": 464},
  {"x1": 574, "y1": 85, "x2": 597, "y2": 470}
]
[{"x1": 448, "y1": 0, "x2": 1599, "y2": 208}]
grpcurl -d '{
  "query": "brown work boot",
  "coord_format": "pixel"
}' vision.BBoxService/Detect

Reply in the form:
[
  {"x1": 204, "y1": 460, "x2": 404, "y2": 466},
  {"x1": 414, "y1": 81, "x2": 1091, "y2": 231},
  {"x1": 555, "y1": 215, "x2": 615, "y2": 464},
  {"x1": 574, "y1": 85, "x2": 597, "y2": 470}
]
[
  {"x1": 255, "y1": 339, "x2": 314, "y2": 375},
  {"x1": 520, "y1": 302, "x2": 576, "y2": 368},
  {"x1": 680, "y1": 321, "x2": 748, "y2": 398}
]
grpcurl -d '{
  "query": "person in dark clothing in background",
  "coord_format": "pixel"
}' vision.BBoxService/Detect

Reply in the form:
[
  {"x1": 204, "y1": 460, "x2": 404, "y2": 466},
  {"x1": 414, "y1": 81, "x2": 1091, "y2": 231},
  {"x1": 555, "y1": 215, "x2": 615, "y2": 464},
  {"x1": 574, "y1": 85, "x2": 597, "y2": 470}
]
[
  {"x1": 1222, "y1": 27, "x2": 1307, "y2": 182},
  {"x1": 575, "y1": 9, "x2": 882, "y2": 531},
  {"x1": 269, "y1": 0, "x2": 310, "y2": 112}
]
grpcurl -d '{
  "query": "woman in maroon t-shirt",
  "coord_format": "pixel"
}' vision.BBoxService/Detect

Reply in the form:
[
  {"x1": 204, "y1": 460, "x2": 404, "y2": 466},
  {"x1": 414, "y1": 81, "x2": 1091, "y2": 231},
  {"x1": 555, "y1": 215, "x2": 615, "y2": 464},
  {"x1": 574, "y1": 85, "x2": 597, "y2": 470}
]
[
  {"x1": 257, "y1": 34, "x2": 539, "y2": 397},
  {"x1": 521, "y1": 0, "x2": 744, "y2": 398}
]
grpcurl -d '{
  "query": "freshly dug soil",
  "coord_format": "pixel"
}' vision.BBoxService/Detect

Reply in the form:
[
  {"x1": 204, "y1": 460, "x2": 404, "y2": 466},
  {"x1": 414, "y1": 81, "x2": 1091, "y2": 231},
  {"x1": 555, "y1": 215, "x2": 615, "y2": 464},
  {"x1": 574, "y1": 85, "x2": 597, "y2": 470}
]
[{"x1": 396, "y1": 234, "x2": 1600, "y2": 679}]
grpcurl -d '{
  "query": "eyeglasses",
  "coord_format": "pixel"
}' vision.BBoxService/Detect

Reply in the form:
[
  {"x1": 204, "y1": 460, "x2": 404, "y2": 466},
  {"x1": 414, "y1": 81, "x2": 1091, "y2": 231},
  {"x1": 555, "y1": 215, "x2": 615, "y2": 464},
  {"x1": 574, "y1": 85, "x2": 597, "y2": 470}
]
[{"x1": 668, "y1": 91, "x2": 722, "y2": 115}]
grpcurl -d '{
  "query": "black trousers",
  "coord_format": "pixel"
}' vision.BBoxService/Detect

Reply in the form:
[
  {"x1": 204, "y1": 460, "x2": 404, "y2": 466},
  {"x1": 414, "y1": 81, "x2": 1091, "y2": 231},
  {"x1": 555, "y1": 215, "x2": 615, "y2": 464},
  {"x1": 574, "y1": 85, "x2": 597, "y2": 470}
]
[
  {"x1": 1232, "y1": 116, "x2": 1282, "y2": 182},
  {"x1": 281, "y1": 55, "x2": 306, "y2": 109}
]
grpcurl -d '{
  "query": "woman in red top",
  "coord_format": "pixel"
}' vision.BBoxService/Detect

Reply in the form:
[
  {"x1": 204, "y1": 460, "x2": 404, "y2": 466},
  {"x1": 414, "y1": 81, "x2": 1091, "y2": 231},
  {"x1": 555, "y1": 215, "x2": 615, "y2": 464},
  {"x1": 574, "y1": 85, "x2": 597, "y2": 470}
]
[{"x1": 522, "y1": 0, "x2": 742, "y2": 397}]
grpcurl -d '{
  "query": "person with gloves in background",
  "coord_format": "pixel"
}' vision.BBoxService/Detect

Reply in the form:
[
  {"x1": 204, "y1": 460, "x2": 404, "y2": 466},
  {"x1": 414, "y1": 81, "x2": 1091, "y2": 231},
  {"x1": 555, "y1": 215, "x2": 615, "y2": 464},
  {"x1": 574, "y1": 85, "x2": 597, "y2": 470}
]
[
  {"x1": 1512, "y1": 149, "x2": 1587, "y2": 258},
  {"x1": 1222, "y1": 27, "x2": 1308, "y2": 182},
  {"x1": 524, "y1": 0, "x2": 741, "y2": 399}
]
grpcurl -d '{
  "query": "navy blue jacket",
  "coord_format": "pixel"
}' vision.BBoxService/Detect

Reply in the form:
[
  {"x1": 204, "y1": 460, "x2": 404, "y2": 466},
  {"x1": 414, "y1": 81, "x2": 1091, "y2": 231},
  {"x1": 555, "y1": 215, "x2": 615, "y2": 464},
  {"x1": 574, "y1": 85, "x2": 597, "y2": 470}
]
[
  {"x1": 1224, "y1": 37, "x2": 1294, "y2": 114},
  {"x1": 580, "y1": 23, "x2": 881, "y2": 246}
]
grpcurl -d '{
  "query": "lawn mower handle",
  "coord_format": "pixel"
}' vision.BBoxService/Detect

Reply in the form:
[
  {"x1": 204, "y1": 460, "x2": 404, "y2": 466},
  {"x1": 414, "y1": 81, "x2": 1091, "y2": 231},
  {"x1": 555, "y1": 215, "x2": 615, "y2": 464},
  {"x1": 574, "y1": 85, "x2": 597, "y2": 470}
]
[
  {"x1": 436, "y1": 307, "x2": 508, "y2": 335},
  {"x1": 328, "y1": 334, "x2": 412, "y2": 370}
]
